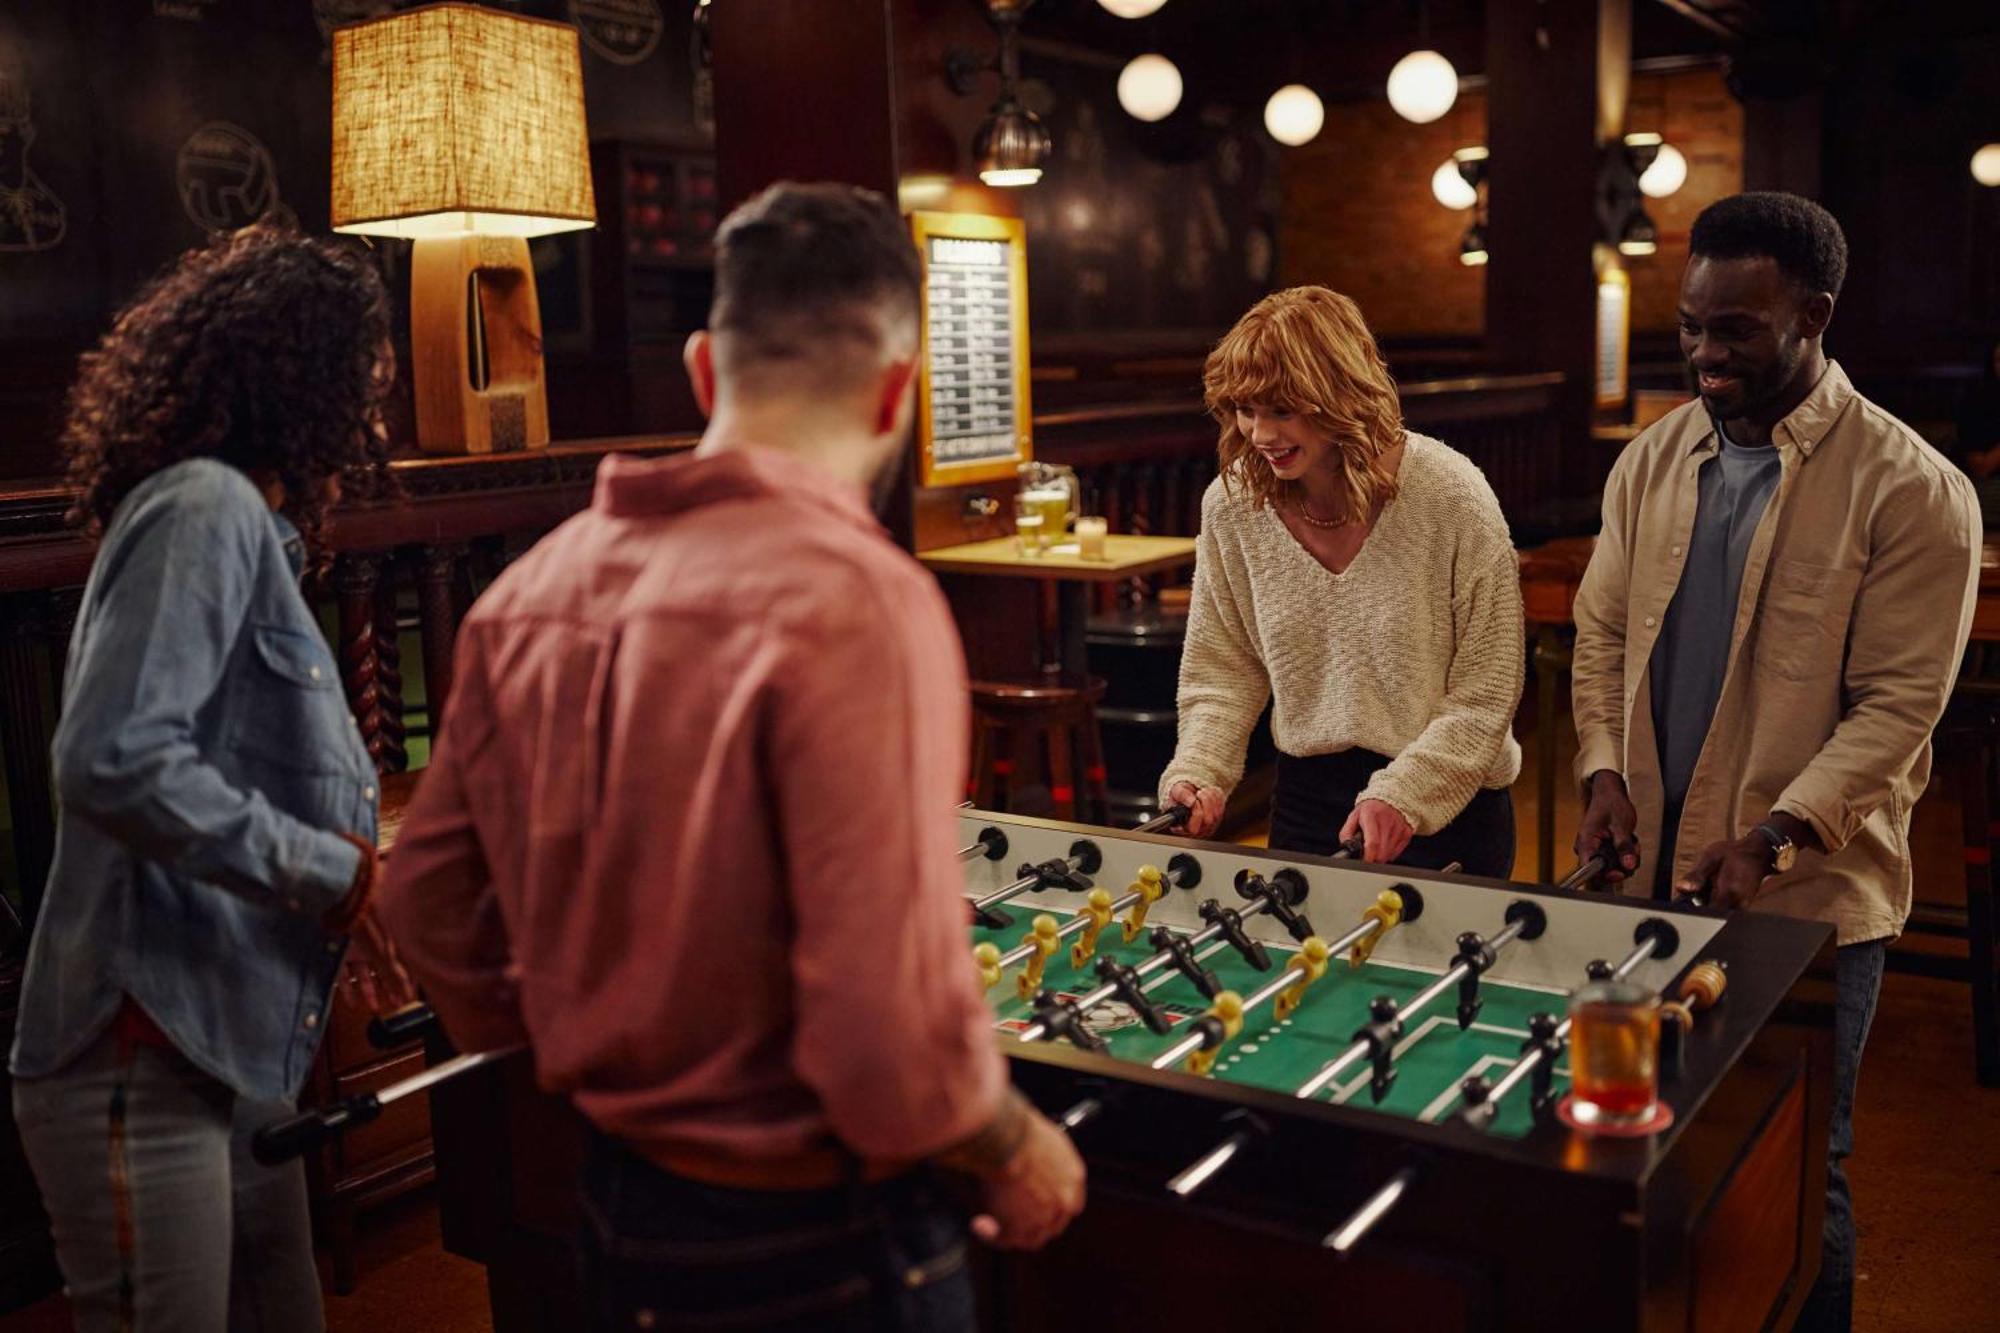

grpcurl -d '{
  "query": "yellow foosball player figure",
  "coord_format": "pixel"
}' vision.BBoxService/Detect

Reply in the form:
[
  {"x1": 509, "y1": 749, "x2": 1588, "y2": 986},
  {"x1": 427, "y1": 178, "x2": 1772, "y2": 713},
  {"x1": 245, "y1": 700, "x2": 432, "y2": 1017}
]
[
  {"x1": 1273, "y1": 936, "x2": 1332, "y2": 1021},
  {"x1": 973, "y1": 942, "x2": 1003, "y2": 991},
  {"x1": 1348, "y1": 888, "x2": 1406, "y2": 968},
  {"x1": 1120, "y1": 865, "x2": 1167, "y2": 943},
  {"x1": 1069, "y1": 889, "x2": 1117, "y2": 970},
  {"x1": 1185, "y1": 991, "x2": 1245, "y2": 1077},
  {"x1": 1016, "y1": 914, "x2": 1062, "y2": 1003}
]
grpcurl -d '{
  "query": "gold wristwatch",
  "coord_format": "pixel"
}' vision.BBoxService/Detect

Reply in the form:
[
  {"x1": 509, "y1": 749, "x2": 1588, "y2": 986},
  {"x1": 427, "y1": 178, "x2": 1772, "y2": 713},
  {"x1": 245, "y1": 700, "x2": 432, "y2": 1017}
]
[{"x1": 1753, "y1": 823, "x2": 1798, "y2": 874}]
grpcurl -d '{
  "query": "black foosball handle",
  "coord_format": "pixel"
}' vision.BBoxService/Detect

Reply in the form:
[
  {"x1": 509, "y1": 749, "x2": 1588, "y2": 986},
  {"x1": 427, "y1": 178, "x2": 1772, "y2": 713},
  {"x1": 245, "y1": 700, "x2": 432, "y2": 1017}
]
[
  {"x1": 367, "y1": 1003, "x2": 439, "y2": 1050},
  {"x1": 253, "y1": 1095, "x2": 383, "y2": 1166}
]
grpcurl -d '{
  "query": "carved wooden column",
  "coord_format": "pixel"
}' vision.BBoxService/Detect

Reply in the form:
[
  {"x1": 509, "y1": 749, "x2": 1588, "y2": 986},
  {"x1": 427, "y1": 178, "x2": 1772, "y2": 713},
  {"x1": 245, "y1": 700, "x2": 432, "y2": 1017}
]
[
  {"x1": 336, "y1": 554, "x2": 399, "y2": 775},
  {"x1": 415, "y1": 543, "x2": 467, "y2": 743},
  {"x1": 373, "y1": 565, "x2": 408, "y2": 774}
]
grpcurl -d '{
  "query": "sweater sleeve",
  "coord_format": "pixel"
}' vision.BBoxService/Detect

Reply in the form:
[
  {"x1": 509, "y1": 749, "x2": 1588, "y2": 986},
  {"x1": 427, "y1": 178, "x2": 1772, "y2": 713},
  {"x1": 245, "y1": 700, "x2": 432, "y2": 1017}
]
[
  {"x1": 1359, "y1": 527, "x2": 1526, "y2": 835},
  {"x1": 1160, "y1": 501, "x2": 1270, "y2": 804}
]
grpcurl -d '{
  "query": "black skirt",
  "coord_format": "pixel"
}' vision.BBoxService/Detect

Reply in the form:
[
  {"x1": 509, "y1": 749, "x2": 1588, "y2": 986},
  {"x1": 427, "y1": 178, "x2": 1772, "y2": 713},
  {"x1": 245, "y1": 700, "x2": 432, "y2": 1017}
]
[{"x1": 1267, "y1": 748, "x2": 1517, "y2": 879}]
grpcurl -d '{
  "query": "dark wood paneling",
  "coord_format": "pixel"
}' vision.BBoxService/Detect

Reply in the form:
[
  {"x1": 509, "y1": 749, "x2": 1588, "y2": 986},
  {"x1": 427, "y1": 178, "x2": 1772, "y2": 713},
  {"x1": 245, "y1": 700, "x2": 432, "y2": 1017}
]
[{"x1": 1691, "y1": 1074, "x2": 1808, "y2": 1333}]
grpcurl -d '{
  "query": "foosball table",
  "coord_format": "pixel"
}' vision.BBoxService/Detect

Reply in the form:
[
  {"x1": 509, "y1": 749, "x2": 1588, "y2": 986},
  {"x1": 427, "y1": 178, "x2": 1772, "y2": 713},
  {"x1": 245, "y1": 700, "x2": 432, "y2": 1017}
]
[{"x1": 272, "y1": 807, "x2": 1837, "y2": 1333}]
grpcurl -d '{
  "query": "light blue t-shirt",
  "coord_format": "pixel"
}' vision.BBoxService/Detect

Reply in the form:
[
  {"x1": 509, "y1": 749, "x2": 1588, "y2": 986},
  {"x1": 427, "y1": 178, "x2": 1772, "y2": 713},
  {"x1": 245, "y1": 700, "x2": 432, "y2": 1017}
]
[{"x1": 1649, "y1": 422, "x2": 1784, "y2": 810}]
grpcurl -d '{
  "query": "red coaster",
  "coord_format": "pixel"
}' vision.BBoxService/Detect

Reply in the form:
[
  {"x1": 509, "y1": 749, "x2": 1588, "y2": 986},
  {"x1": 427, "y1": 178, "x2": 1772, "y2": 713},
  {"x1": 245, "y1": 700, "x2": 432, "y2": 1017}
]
[{"x1": 1556, "y1": 1094, "x2": 1675, "y2": 1137}]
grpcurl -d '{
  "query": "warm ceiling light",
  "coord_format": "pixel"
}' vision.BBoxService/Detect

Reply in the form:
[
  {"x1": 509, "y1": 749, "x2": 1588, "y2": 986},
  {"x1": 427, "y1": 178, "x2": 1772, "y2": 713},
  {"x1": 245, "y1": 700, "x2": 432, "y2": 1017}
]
[
  {"x1": 974, "y1": 95, "x2": 1052, "y2": 186},
  {"x1": 1387, "y1": 49, "x2": 1457, "y2": 124},
  {"x1": 1117, "y1": 53, "x2": 1182, "y2": 122},
  {"x1": 1458, "y1": 221, "x2": 1488, "y2": 266},
  {"x1": 1973, "y1": 144, "x2": 2000, "y2": 187},
  {"x1": 1431, "y1": 158, "x2": 1477, "y2": 210},
  {"x1": 1098, "y1": 0, "x2": 1167, "y2": 16},
  {"x1": 1263, "y1": 84, "x2": 1324, "y2": 147},
  {"x1": 1638, "y1": 142, "x2": 1687, "y2": 198}
]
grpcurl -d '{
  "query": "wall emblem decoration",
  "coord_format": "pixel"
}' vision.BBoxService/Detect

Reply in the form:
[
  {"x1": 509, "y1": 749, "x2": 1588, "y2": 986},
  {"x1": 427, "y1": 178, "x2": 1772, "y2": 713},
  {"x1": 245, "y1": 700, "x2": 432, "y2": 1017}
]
[
  {"x1": 0, "y1": 68, "x2": 66, "y2": 253},
  {"x1": 570, "y1": 0, "x2": 664, "y2": 66},
  {"x1": 177, "y1": 121, "x2": 279, "y2": 233}
]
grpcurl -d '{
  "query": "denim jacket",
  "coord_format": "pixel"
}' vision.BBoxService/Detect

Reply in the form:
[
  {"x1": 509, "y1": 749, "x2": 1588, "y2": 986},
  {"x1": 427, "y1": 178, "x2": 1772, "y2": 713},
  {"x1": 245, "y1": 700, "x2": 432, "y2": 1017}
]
[{"x1": 9, "y1": 459, "x2": 379, "y2": 1101}]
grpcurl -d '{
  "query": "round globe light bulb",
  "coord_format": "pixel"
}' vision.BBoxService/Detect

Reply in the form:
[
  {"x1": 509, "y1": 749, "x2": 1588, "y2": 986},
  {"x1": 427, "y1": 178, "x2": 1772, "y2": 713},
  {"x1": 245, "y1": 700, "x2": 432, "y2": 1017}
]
[
  {"x1": 1639, "y1": 143, "x2": 1688, "y2": 198},
  {"x1": 1098, "y1": 0, "x2": 1167, "y2": 17},
  {"x1": 1117, "y1": 53, "x2": 1183, "y2": 123},
  {"x1": 1264, "y1": 84, "x2": 1325, "y2": 147},
  {"x1": 1387, "y1": 49, "x2": 1458, "y2": 125},
  {"x1": 1431, "y1": 158, "x2": 1477, "y2": 210},
  {"x1": 1973, "y1": 144, "x2": 2000, "y2": 188}
]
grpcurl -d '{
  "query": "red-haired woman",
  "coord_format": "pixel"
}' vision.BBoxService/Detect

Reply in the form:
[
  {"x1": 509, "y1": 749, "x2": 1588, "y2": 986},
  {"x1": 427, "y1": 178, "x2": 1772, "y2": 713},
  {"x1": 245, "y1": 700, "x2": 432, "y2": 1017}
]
[{"x1": 1159, "y1": 286, "x2": 1525, "y2": 877}]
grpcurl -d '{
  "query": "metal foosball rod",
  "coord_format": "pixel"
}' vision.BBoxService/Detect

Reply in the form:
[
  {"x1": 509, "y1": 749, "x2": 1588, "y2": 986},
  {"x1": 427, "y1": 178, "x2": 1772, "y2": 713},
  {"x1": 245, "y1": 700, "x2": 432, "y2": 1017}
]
[
  {"x1": 1011, "y1": 865, "x2": 1301, "y2": 1045},
  {"x1": 252, "y1": 1045, "x2": 524, "y2": 1166},
  {"x1": 1165, "y1": 899, "x2": 1548, "y2": 1199},
  {"x1": 963, "y1": 804, "x2": 1189, "y2": 923},
  {"x1": 1556, "y1": 855, "x2": 1606, "y2": 891},
  {"x1": 956, "y1": 826, "x2": 1008, "y2": 864},
  {"x1": 1148, "y1": 888, "x2": 1415, "y2": 1074}
]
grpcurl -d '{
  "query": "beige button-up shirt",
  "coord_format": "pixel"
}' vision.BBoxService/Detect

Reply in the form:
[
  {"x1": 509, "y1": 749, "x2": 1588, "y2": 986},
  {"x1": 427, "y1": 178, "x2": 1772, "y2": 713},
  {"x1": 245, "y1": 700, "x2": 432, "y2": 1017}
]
[{"x1": 1572, "y1": 361, "x2": 1981, "y2": 945}]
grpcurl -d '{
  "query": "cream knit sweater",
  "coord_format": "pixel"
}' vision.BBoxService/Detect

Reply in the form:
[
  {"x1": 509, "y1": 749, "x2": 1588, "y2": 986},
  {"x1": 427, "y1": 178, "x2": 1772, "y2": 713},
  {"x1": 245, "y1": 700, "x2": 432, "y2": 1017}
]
[{"x1": 1160, "y1": 432, "x2": 1525, "y2": 835}]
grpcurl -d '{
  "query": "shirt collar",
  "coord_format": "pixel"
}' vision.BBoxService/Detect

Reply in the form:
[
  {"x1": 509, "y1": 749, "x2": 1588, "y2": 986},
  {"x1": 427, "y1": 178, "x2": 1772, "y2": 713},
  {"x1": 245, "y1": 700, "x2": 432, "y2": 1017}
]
[
  {"x1": 1688, "y1": 359, "x2": 1855, "y2": 461},
  {"x1": 591, "y1": 446, "x2": 883, "y2": 535},
  {"x1": 270, "y1": 510, "x2": 306, "y2": 578}
]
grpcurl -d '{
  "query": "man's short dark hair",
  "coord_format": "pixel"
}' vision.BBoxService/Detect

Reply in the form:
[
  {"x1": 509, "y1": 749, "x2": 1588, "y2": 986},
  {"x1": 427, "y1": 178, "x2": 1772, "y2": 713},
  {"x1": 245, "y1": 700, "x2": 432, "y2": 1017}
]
[
  {"x1": 1689, "y1": 192, "x2": 1848, "y2": 297},
  {"x1": 710, "y1": 182, "x2": 922, "y2": 381}
]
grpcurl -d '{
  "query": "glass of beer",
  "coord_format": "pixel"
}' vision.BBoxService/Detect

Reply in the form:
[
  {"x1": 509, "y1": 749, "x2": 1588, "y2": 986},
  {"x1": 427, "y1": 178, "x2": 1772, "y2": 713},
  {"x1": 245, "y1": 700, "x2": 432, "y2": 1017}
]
[
  {"x1": 1566, "y1": 980, "x2": 1661, "y2": 1127},
  {"x1": 1023, "y1": 486, "x2": 1071, "y2": 545},
  {"x1": 1013, "y1": 494, "x2": 1046, "y2": 555}
]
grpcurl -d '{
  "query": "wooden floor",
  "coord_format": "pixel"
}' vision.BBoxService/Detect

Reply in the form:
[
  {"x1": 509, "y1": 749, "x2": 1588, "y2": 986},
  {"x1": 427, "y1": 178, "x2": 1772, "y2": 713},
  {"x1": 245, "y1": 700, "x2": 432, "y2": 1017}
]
[{"x1": 5, "y1": 715, "x2": 1997, "y2": 1333}]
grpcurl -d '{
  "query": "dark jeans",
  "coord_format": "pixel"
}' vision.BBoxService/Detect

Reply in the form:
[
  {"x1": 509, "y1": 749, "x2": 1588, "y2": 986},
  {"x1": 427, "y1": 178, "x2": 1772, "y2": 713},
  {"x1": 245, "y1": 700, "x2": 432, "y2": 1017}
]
[
  {"x1": 1797, "y1": 939, "x2": 1887, "y2": 1333},
  {"x1": 1268, "y1": 748, "x2": 1517, "y2": 879},
  {"x1": 578, "y1": 1131, "x2": 976, "y2": 1332}
]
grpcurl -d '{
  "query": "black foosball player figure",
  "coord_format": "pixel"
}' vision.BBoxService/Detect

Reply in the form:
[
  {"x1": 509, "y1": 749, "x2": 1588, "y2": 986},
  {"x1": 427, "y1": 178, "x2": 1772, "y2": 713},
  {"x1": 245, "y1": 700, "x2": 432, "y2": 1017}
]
[
  {"x1": 375, "y1": 182, "x2": 1088, "y2": 1331},
  {"x1": 1152, "y1": 286, "x2": 1525, "y2": 876},
  {"x1": 1570, "y1": 192, "x2": 1981, "y2": 1333}
]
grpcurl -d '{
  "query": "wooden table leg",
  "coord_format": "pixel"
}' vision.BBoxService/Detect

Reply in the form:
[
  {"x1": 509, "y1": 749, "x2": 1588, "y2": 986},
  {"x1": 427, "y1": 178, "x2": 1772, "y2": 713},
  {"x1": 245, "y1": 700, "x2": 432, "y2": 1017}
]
[
  {"x1": 1058, "y1": 581, "x2": 1090, "y2": 681},
  {"x1": 1531, "y1": 625, "x2": 1570, "y2": 885}
]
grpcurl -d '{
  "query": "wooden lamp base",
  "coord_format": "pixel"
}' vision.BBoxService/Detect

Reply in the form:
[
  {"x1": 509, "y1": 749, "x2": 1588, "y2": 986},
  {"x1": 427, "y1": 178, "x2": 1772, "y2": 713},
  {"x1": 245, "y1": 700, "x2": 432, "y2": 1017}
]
[{"x1": 408, "y1": 234, "x2": 551, "y2": 455}]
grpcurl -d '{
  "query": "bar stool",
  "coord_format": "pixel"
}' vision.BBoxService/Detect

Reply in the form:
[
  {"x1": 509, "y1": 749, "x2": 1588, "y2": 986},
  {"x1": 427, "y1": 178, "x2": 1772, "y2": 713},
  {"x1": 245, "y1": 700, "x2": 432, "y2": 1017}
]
[
  {"x1": 1936, "y1": 681, "x2": 2000, "y2": 1087},
  {"x1": 968, "y1": 675, "x2": 1112, "y2": 825}
]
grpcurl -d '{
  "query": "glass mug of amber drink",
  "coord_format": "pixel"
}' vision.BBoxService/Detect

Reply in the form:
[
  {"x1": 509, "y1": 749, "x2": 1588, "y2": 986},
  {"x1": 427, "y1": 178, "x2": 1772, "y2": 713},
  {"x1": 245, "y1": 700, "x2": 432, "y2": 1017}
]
[
  {"x1": 1013, "y1": 494, "x2": 1047, "y2": 555},
  {"x1": 1566, "y1": 979, "x2": 1662, "y2": 1127}
]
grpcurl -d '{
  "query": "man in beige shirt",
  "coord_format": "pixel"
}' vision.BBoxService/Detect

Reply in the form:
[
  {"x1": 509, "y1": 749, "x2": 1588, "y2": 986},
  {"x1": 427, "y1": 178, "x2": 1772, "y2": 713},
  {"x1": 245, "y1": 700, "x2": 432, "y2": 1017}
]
[{"x1": 1571, "y1": 193, "x2": 1979, "y2": 1333}]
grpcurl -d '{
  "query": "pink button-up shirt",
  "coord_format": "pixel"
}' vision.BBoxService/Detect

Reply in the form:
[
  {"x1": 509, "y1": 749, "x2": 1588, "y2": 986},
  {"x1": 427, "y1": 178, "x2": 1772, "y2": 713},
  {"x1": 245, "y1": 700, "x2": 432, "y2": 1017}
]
[{"x1": 376, "y1": 448, "x2": 1004, "y2": 1165}]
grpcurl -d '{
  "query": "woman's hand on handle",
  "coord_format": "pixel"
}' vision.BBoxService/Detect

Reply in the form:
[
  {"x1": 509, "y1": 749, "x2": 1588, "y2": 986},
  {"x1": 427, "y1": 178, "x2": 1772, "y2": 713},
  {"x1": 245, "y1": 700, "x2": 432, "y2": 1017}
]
[
  {"x1": 1164, "y1": 782, "x2": 1225, "y2": 839},
  {"x1": 1341, "y1": 800, "x2": 1414, "y2": 865}
]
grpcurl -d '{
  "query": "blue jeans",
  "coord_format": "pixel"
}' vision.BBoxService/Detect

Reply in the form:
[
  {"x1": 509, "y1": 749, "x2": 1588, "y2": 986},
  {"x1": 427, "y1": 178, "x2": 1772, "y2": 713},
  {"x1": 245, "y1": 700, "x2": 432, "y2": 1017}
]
[
  {"x1": 578, "y1": 1131, "x2": 976, "y2": 1331},
  {"x1": 10, "y1": 1023, "x2": 324, "y2": 1333},
  {"x1": 1797, "y1": 939, "x2": 1887, "y2": 1333}
]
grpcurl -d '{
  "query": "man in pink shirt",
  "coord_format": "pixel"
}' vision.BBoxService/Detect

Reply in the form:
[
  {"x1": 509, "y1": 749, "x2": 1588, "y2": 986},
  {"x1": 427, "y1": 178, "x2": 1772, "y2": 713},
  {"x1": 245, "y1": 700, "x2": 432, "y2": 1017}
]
[{"x1": 377, "y1": 182, "x2": 1084, "y2": 1331}]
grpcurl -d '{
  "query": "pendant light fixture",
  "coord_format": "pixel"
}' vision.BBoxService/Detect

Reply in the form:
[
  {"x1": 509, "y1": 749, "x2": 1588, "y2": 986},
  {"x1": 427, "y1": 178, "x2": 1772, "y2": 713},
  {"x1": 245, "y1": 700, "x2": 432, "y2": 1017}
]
[
  {"x1": 1264, "y1": 83, "x2": 1325, "y2": 147},
  {"x1": 1117, "y1": 53, "x2": 1183, "y2": 122}
]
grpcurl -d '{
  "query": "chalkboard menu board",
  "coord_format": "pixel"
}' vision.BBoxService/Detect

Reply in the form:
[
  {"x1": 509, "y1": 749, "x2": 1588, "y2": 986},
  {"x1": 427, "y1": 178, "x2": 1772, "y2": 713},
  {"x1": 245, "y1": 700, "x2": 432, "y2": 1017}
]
[{"x1": 910, "y1": 211, "x2": 1032, "y2": 488}]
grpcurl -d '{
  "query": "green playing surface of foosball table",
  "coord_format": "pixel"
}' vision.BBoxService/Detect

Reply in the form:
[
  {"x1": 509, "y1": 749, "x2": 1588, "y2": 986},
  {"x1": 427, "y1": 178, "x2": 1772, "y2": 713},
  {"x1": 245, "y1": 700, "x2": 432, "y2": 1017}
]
[{"x1": 973, "y1": 912, "x2": 1571, "y2": 1139}]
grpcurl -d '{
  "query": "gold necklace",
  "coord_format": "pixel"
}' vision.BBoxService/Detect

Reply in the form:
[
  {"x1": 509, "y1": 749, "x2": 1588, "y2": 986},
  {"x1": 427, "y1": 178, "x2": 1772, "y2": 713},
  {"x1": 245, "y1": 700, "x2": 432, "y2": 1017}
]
[{"x1": 1295, "y1": 500, "x2": 1347, "y2": 529}]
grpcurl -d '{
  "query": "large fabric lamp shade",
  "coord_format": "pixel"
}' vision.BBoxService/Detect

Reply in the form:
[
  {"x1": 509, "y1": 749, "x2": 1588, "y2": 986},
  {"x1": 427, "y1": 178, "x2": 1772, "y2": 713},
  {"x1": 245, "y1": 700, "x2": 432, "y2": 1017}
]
[
  {"x1": 332, "y1": 3, "x2": 594, "y2": 240},
  {"x1": 330, "y1": 3, "x2": 596, "y2": 455}
]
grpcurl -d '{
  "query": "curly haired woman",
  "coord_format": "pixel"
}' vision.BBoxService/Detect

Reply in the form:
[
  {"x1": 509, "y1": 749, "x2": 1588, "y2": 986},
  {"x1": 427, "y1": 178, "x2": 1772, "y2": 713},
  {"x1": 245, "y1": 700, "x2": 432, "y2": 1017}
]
[
  {"x1": 9, "y1": 222, "x2": 401, "y2": 1332},
  {"x1": 1159, "y1": 287, "x2": 1526, "y2": 877}
]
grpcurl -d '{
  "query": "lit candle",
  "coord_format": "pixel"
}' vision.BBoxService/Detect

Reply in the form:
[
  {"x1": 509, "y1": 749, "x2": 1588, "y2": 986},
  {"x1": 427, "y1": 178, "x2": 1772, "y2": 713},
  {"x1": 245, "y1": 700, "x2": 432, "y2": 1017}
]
[{"x1": 1076, "y1": 515, "x2": 1108, "y2": 560}]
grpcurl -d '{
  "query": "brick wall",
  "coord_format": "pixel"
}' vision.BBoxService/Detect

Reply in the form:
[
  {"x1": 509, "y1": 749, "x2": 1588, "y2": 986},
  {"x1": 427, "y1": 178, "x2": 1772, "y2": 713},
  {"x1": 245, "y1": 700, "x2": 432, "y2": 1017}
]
[{"x1": 1278, "y1": 67, "x2": 1742, "y2": 341}]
